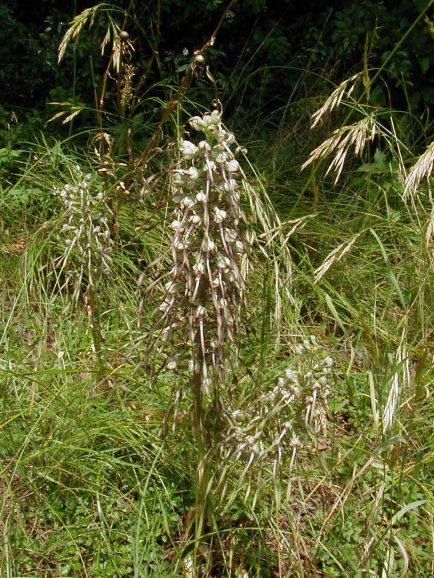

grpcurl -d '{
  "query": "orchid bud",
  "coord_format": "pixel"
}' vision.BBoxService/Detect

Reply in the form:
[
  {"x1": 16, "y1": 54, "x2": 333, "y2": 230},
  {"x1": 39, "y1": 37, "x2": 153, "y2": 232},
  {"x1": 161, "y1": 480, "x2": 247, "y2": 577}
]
[
  {"x1": 214, "y1": 208, "x2": 227, "y2": 223},
  {"x1": 196, "y1": 192, "x2": 207, "y2": 203},
  {"x1": 181, "y1": 196, "x2": 195, "y2": 209},
  {"x1": 193, "y1": 262, "x2": 205, "y2": 274},
  {"x1": 187, "y1": 166, "x2": 200, "y2": 180},
  {"x1": 180, "y1": 140, "x2": 198, "y2": 159},
  {"x1": 198, "y1": 140, "x2": 211, "y2": 152},
  {"x1": 226, "y1": 159, "x2": 240, "y2": 173},
  {"x1": 190, "y1": 214, "x2": 201, "y2": 224}
]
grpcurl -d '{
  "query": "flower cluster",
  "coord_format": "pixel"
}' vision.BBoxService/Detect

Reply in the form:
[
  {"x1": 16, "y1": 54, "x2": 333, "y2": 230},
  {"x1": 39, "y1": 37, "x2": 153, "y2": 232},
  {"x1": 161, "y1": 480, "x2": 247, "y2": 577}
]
[
  {"x1": 54, "y1": 169, "x2": 112, "y2": 303},
  {"x1": 216, "y1": 336, "x2": 334, "y2": 506},
  {"x1": 158, "y1": 110, "x2": 249, "y2": 401},
  {"x1": 221, "y1": 373, "x2": 301, "y2": 473},
  {"x1": 289, "y1": 336, "x2": 333, "y2": 434}
]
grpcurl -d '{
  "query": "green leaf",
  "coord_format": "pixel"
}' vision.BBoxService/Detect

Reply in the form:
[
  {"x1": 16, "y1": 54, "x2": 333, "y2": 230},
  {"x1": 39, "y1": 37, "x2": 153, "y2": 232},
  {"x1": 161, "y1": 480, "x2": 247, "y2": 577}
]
[
  {"x1": 370, "y1": 228, "x2": 407, "y2": 310},
  {"x1": 325, "y1": 293, "x2": 346, "y2": 334},
  {"x1": 390, "y1": 500, "x2": 431, "y2": 525},
  {"x1": 419, "y1": 56, "x2": 430, "y2": 74},
  {"x1": 357, "y1": 148, "x2": 387, "y2": 174}
]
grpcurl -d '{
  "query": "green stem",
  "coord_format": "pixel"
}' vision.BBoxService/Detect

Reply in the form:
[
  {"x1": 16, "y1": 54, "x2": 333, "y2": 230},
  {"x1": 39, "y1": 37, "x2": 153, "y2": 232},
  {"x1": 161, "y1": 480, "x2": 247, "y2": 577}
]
[{"x1": 87, "y1": 284, "x2": 104, "y2": 372}]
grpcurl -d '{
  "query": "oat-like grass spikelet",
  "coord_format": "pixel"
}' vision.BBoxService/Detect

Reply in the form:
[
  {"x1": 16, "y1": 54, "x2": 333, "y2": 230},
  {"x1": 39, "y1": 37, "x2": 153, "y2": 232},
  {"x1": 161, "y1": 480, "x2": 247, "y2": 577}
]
[
  {"x1": 313, "y1": 232, "x2": 362, "y2": 283},
  {"x1": 310, "y1": 73, "x2": 360, "y2": 128},
  {"x1": 112, "y1": 29, "x2": 134, "y2": 74},
  {"x1": 58, "y1": 5, "x2": 104, "y2": 63},
  {"x1": 302, "y1": 115, "x2": 381, "y2": 183},
  {"x1": 382, "y1": 331, "x2": 409, "y2": 434},
  {"x1": 403, "y1": 140, "x2": 434, "y2": 200},
  {"x1": 425, "y1": 16, "x2": 434, "y2": 38}
]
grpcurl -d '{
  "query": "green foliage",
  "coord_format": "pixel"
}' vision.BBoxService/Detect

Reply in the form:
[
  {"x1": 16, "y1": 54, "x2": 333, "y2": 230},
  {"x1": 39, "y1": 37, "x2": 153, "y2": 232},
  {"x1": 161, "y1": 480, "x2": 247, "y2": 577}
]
[
  {"x1": 0, "y1": 3, "x2": 69, "y2": 108},
  {"x1": 325, "y1": 0, "x2": 434, "y2": 110},
  {"x1": 1, "y1": 1, "x2": 434, "y2": 576},
  {"x1": 2, "y1": 107, "x2": 433, "y2": 575},
  {"x1": 3, "y1": 0, "x2": 433, "y2": 130}
]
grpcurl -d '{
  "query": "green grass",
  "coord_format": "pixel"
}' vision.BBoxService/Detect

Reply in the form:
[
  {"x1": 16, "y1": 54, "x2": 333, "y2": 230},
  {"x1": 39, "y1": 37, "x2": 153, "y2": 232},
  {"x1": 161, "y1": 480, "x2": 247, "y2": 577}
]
[{"x1": 0, "y1": 99, "x2": 433, "y2": 578}]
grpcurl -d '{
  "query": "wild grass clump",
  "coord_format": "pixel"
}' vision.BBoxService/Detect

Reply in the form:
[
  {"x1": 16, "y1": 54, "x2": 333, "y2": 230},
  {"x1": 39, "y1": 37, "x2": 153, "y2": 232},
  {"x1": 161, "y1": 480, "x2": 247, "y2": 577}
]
[
  {"x1": 1, "y1": 4, "x2": 434, "y2": 576},
  {"x1": 2, "y1": 99, "x2": 433, "y2": 578}
]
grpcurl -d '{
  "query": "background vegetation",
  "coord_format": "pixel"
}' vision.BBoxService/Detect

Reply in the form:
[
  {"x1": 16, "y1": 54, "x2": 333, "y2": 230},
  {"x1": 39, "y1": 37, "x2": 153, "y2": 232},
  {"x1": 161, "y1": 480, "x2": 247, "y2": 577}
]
[{"x1": 1, "y1": 0, "x2": 433, "y2": 576}]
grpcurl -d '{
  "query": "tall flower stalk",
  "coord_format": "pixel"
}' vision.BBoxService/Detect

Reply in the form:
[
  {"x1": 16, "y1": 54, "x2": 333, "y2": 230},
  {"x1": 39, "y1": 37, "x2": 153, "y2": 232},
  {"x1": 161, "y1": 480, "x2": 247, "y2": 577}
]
[
  {"x1": 154, "y1": 108, "x2": 249, "y2": 539},
  {"x1": 54, "y1": 169, "x2": 112, "y2": 368}
]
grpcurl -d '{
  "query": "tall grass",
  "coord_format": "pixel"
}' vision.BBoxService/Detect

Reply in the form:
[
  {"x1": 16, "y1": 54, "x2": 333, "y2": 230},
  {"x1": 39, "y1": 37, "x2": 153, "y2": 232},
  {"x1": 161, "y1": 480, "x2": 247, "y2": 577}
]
[{"x1": 1, "y1": 3, "x2": 434, "y2": 576}]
